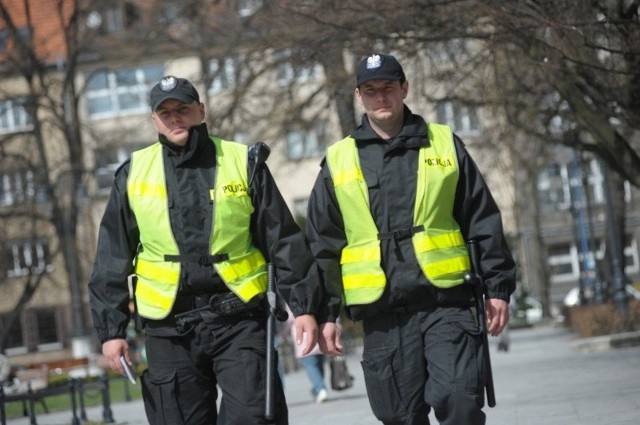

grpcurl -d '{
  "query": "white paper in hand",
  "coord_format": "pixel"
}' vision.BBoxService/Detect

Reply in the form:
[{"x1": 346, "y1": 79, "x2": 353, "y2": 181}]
[{"x1": 119, "y1": 355, "x2": 136, "y2": 384}]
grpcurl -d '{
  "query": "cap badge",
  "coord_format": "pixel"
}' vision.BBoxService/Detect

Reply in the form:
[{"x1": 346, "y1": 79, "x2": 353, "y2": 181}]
[
  {"x1": 159, "y1": 76, "x2": 177, "y2": 92},
  {"x1": 366, "y1": 54, "x2": 382, "y2": 70}
]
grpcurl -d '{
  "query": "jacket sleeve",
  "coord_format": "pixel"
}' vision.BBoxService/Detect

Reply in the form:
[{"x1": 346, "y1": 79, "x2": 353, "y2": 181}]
[
  {"x1": 249, "y1": 160, "x2": 323, "y2": 319},
  {"x1": 453, "y1": 136, "x2": 516, "y2": 301},
  {"x1": 304, "y1": 161, "x2": 345, "y2": 323},
  {"x1": 88, "y1": 162, "x2": 140, "y2": 343}
]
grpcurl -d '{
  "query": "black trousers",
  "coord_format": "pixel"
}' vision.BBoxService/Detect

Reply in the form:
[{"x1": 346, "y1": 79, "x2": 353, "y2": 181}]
[
  {"x1": 140, "y1": 314, "x2": 287, "y2": 425},
  {"x1": 361, "y1": 306, "x2": 486, "y2": 425}
]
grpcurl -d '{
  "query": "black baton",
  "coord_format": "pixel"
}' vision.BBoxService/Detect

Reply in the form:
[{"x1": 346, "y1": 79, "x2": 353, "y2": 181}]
[
  {"x1": 265, "y1": 263, "x2": 276, "y2": 420},
  {"x1": 464, "y1": 239, "x2": 497, "y2": 408}
]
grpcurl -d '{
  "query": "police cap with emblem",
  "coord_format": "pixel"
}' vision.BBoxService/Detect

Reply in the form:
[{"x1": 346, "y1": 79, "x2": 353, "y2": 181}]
[
  {"x1": 356, "y1": 54, "x2": 406, "y2": 87},
  {"x1": 150, "y1": 75, "x2": 200, "y2": 111}
]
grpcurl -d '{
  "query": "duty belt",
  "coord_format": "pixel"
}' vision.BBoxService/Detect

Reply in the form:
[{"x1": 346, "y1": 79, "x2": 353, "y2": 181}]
[
  {"x1": 173, "y1": 292, "x2": 265, "y2": 333},
  {"x1": 175, "y1": 292, "x2": 260, "y2": 318},
  {"x1": 164, "y1": 253, "x2": 229, "y2": 265}
]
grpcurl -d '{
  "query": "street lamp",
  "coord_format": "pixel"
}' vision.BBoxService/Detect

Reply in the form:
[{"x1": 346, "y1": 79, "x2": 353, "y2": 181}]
[
  {"x1": 569, "y1": 151, "x2": 596, "y2": 304},
  {"x1": 599, "y1": 158, "x2": 629, "y2": 315},
  {"x1": 579, "y1": 152, "x2": 607, "y2": 303}
]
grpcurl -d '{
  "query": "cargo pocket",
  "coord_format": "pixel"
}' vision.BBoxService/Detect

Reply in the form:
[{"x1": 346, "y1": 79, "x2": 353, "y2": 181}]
[
  {"x1": 450, "y1": 316, "x2": 484, "y2": 394},
  {"x1": 140, "y1": 369, "x2": 186, "y2": 425},
  {"x1": 361, "y1": 346, "x2": 408, "y2": 422}
]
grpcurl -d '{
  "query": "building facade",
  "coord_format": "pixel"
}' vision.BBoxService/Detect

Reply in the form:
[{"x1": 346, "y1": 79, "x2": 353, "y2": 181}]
[{"x1": 1, "y1": 0, "x2": 638, "y2": 368}]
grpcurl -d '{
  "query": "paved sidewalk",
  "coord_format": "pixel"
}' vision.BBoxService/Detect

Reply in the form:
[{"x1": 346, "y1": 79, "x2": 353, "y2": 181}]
[{"x1": 6, "y1": 324, "x2": 640, "y2": 424}]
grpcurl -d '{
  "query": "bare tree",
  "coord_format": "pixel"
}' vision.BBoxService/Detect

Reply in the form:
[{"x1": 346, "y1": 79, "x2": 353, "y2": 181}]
[
  {"x1": 482, "y1": 1, "x2": 639, "y2": 182},
  {"x1": 475, "y1": 1, "x2": 639, "y2": 306},
  {"x1": 0, "y1": 0, "x2": 131, "y2": 351}
]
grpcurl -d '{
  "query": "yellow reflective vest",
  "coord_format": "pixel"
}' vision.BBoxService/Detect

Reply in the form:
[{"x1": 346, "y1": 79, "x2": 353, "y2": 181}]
[
  {"x1": 326, "y1": 123, "x2": 471, "y2": 306},
  {"x1": 127, "y1": 137, "x2": 267, "y2": 319}
]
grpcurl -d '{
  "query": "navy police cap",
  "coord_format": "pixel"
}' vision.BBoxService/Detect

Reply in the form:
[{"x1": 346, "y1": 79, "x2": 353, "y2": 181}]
[
  {"x1": 149, "y1": 76, "x2": 200, "y2": 111},
  {"x1": 356, "y1": 54, "x2": 406, "y2": 87}
]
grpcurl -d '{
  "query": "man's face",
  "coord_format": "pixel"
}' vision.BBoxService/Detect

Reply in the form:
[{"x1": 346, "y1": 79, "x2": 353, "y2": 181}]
[
  {"x1": 152, "y1": 99, "x2": 205, "y2": 146},
  {"x1": 355, "y1": 79, "x2": 408, "y2": 125}
]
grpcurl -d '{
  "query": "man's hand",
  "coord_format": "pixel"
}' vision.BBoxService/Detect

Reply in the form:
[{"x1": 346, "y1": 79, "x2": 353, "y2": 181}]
[
  {"x1": 318, "y1": 322, "x2": 343, "y2": 356},
  {"x1": 293, "y1": 314, "x2": 319, "y2": 356},
  {"x1": 102, "y1": 338, "x2": 130, "y2": 376},
  {"x1": 486, "y1": 298, "x2": 510, "y2": 337}
]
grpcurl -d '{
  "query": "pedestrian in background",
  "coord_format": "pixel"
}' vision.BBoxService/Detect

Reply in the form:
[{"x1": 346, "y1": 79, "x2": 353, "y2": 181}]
[
  {"x1": 88, "y1": 75, "x2": 323, "y2": 425},
  {"x1": 308, "y1": 54, "x2": 516, "y2": 425}
]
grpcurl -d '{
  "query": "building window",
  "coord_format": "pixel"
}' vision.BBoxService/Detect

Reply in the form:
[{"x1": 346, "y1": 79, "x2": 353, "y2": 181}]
[
  {"x1": 537, "y1": 163, "x2": 571, "y2": 210},
  {"x1": 277, "y1": 62, "x2": 320, "y2": 86},
  {"x1": 548, "y1": 155, "x2": 636, "y2": 209},
  {"x1": 0, "y1": 98, "x2": 33, "y2": 134},
  {"x1": 548, "y1": 243, "x2": 578, "y2": 283},
  {"x1": 548, "y1": 237, "x2": 638, "y2": 284},
  {"x1": 0, "y1": 315, "x2": 26, "y2": 355},
  {"x1": 0, "y1": 239, "x2": 53, "y2": 279},
  {"x1": 103, "y1": 6, "x2": 128, "y2": 33},
  {"x1": 275, "y1": 50, "x2": 320, "y2": 86},
  {"x1": 537, "y1": 155, "x2": 635, "y2": 212},
  {"x1": 86, "y1": 64, "x2": 164, "y2": 119},
  {"x1": 161, "y1": 3, "x2": 181, "y2": 22},
  {"x1": 286, "y1": 123, "x2": 325, "y2": 160},
  {"x1": 0, "y1": 26, "x2": 31, "y2": 53},
  {"x1": 0, "y1": 169, "x2": 49, "y2": 207},
  {"x1": 87, "y1": 4, "x2": 139, "y2": 34},
  {"x1": 238, "y1": 0, "x2": 262, "y2": 17},
  {"x1": 16, "y1": 26, "x2": 31, "y2": 46},
  {"x1": 94, "y1": 144, "x2": 146, "y2": 195},
  {"x1": 624, "y1": 237, "x2": 639, "y2": 275},
  {"x1": 34, "y1": 309, "x2": 61, "y2": 351},
  {"x1": 208, "y1": 58, "x2": 239, "y2": 94},
  {"x1": 436, "y1": 101, "x2": 480, "y2": 136}
]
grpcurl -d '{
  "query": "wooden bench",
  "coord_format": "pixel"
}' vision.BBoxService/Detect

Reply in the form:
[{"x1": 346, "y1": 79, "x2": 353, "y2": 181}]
[
  {"x1": 7, "y1": 365, "x2": 50, "y2": 416},
  {"x1": 14, "y1": 365, "x2": 49, "y2": 394},
  {"x1": 2, "y1": 357, "x2": 92, "y2": 418},
  {"x1": 33, "y1": 357, "x2": 89, "y2": 378},
  {"x1": 10, "y1": 358, "x2": 89, "y2": 403}
]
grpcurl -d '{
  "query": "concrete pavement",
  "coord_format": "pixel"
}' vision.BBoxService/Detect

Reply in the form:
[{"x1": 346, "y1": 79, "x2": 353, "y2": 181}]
[{"x1": 6, "y1": 324, "x2": 640, "y2": 424}]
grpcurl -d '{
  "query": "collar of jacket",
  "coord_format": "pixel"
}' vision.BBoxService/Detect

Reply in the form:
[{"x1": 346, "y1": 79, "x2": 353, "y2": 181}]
[
  {"x1": 352, "y1": 105, "x2": 429, "y2": 151},
  {"x1": 158, "y1": 122, "x2": 214, "y2": 164}
]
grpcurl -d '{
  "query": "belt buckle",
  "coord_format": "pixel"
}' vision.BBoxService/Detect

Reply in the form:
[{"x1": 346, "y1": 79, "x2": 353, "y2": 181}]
[
  {"x1": 394, "y1": 227, "x2": 414, "y2": 240},
  {"x1": 210, "y1": 293, "x2": 247, "y2": 315},
  {"x1": 193, "y1": 294, "x2": 212, "y2": 309}
]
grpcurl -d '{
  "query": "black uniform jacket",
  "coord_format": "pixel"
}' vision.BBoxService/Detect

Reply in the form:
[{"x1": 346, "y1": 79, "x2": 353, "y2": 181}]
[
  {"x1": 306, "y1": 107, "x2": 516, "y2": 322},
  {"x1": 89, "y1": 123, "x2": 322, "y2": 343}
]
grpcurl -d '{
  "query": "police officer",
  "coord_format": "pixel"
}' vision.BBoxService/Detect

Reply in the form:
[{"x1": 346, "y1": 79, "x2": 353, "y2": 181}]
[
  {"x1": 309, "y1": 54, "x2": 516, "y2": 425},
  {"x1": 88, "y1": 76, "x2": 322, "y2": 425}
]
